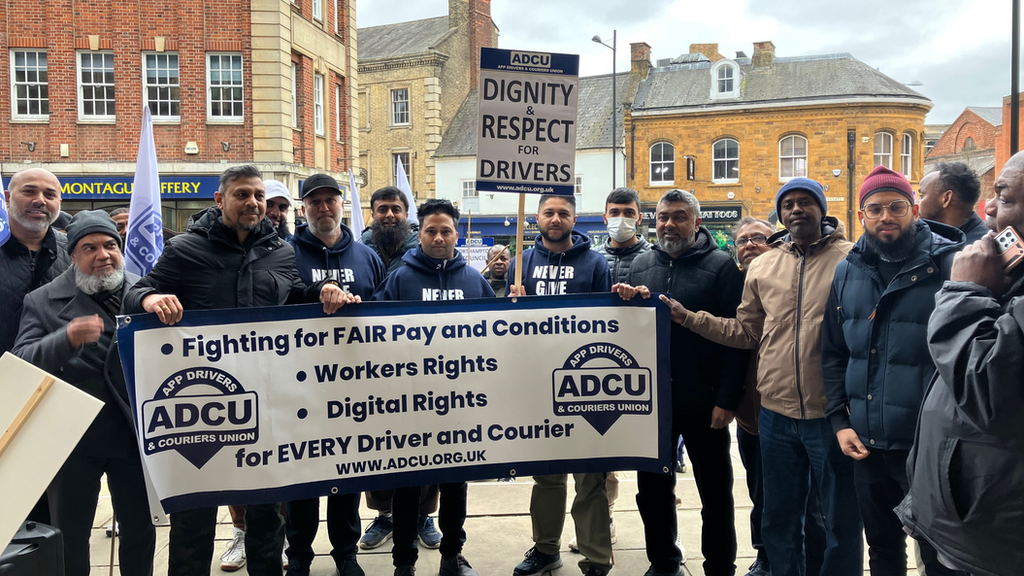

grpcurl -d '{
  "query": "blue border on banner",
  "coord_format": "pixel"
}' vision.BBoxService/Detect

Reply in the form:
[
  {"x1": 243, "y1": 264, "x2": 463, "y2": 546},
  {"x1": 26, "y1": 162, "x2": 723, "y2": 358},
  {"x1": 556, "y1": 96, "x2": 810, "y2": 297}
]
[
  {"x1": 117, "y1": 293, "x2": 672, "y2": 512},
  {"x1": 474, "y1": 179, "x2": 574, "y2": 196}
]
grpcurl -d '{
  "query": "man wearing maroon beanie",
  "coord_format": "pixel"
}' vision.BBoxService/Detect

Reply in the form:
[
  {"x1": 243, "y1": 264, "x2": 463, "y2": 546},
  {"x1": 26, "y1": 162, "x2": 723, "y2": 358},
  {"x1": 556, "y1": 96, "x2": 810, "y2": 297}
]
[{"x1": 822, "y1": 165, "x2": 966, "y2": 576}]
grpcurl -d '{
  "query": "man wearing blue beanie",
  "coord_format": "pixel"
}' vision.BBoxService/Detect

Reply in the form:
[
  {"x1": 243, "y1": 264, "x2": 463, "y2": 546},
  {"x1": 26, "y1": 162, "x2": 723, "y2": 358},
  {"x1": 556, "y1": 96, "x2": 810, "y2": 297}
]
[{"x1": 672, "y1": 178, "x2": 862, "y2": 576}]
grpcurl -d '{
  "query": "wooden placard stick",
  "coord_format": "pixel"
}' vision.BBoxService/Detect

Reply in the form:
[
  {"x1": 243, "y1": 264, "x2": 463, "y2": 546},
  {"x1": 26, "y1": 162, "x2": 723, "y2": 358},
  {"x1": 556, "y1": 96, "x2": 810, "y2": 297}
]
[
  {"x1": 466, "y1": 210, "x2": 472, "y2": 266},
  {"x1": 0, "y1": 376, "x2": 56, "y2": 459},
  {"x1": 514, "y1": 193, "x2": 526, "y2": 293}
]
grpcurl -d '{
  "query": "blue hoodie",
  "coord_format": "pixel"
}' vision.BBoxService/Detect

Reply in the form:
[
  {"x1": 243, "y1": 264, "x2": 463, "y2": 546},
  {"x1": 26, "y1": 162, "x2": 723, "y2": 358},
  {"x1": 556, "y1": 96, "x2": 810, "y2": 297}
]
[
  {"x1": 371, "y1": 246, "x2": 495, "y2": 302},
  {"x1": 289, "y1": 222, "x2": 385, "y2": 300},
  {"x1": 507, "y1": 230, "x2": 611, "y2": 295}
]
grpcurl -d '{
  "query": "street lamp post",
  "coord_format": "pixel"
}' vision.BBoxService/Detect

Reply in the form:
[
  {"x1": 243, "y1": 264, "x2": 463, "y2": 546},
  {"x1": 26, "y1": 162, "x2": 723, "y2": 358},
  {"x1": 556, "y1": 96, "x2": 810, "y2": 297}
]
[{"x1": 593, "y1": 31, "x2": 617, "y2": 188}]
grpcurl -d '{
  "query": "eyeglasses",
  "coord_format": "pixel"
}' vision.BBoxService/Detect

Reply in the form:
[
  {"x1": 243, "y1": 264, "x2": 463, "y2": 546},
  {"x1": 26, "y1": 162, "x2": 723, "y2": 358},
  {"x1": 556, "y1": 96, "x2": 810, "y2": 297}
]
[
  {"x1": 862, "y1": 200, "x2": 911, "y2": 220},
  {"x1": 735, "y1": 235, "x2": 768, "y2": 247}
]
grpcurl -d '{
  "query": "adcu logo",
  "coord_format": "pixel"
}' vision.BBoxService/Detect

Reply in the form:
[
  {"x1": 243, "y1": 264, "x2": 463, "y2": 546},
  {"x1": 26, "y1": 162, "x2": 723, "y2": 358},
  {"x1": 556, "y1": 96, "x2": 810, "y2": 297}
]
[
  {"x1": 141, "y1": 367, "x2": 259, "y2": 469},
  {"x1": 552, "y1": 342, "x2": 653, "y2": 435}
]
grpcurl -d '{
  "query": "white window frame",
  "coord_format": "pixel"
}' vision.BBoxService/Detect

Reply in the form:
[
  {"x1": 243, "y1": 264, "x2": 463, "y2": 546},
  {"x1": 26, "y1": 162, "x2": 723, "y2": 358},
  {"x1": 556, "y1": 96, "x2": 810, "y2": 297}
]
[
  {"x1": 314, "y1": 73, "x2": 324, "y2": 136},
  {"x1": 335, "y1": 84, "x2": 342, "y2": 142},
  {"x1": 574, "y1": 175, "x2": 583, "y2": 206},
  {"x1": 291, "y1": 62, "x2": 298, "y2": 129},
  {"x1": 77, "y1": 51, "x2": 115, "y2": 121},
  {"x1": 779, "y1": 135, "x2": 808, "y2": 181},
  {"x1": 874, "y1": 132, "x2": 893, "y2": 169},
  {"x1": 393, "y1": 152, "x2": 410, "y2": 186},
  {"x1": 391, "y1": 88, "x2": 410, "y2": 126},
  {"x1": 710, "y1": 60, "x2": 740, "y2": 99},
  {"x1": 712, "y1": 139, "x2": 739, "y2": 183},
  {"x1": 313, "y1": 0, "x2": 322, "y2": 21},
  {"x1": 142, "y1": 52, "x2": 181, "y2": 121},
  {"x1": 206, "y1": 53, "x2": 244, "y2": 123},
  {"x1": 461, "y1": 179, "x2": 478, "y2": 198},
  {"x1": 334, "y1": 0, "x2": 339, "y2": 34},
  {"x1": 11, "y1": 50, "x2": 49, "y2": 121},
  {"x1": 901, "y1": 133, "x2": 913, "y2": 178},
  {"x1": 650, "y1": 142, "x2": 675, "y2": 186}
]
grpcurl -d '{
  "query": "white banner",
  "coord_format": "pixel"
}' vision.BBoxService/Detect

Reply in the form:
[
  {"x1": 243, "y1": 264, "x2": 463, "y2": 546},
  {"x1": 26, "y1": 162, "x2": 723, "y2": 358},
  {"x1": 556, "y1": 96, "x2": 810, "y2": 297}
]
[
  {"x1": 476, "y1": 48, "x2": 579, "y2": 196},
  {"x1": 118, "y1": 294, "x2": 671, "y2": 513}
]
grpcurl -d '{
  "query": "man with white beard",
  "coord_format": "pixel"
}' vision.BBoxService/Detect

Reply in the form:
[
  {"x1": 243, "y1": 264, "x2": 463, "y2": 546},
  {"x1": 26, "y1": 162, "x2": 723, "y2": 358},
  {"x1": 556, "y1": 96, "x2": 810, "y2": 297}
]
[{"x1": 14, "y1": 210, "x2": 155, "y2": 576}]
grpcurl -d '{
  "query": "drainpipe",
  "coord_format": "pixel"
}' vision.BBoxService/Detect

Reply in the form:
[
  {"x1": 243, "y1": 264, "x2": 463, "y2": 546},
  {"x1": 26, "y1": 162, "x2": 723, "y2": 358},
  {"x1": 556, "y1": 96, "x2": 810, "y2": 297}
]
[
  {"x1": 630, "y1": 122, "x2": 636, "y2": 182},
  {"x1": 847, "y1": 130, "x2": 856, "y2": 237}
]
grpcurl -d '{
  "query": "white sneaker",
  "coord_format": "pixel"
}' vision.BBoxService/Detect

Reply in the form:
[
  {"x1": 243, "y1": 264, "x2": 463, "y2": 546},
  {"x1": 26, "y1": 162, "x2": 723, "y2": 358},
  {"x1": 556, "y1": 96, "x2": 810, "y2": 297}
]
[
  {"x1": 220, "y1": 528, "x2": 246, "y2": 572},
  {"x1": 677, "y1": 538, "x2": 687, "y2": 564},
  {"x1": 609, "y1": 519, "x2": 617, "y2": 545},
  {"x1": 282, "y1": 535, "x2": 289, "y2": 568},
  {"x1": 567, "y1": 518, "x2": 616, "y2": 553}
]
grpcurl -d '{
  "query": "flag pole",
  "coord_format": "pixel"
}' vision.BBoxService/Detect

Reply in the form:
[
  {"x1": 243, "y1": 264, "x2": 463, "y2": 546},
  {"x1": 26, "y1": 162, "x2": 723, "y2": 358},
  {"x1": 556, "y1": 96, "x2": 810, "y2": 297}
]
[{"x1": 514, "y1": 193, "x2": 526, "y2": 291}]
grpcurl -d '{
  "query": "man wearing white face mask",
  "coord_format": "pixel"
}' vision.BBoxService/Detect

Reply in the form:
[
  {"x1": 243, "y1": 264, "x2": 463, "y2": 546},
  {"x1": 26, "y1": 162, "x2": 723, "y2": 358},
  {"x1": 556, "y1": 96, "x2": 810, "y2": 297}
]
[{"x1": 597, "y1": 187, "x2": 651, "y2": 284}]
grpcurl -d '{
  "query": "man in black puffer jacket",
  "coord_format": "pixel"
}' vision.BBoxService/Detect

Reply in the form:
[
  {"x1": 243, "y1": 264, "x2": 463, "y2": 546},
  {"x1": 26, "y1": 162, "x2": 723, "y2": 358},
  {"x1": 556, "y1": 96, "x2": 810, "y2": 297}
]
[
  {"x1": 617, "y1": 189, "x2": 746, "y2": 576},
  {"x1": 596, "y1": 187, "x2": 651, "y2": 284},
  {"x1": 896, "y1": 151, "x2": 1024, "y2": 576},
  {"x1": 124, "y1": 165, "x2": 349, "y2": 576},
  {"x1": 822, "y1": 166, "x2": 965, "y2": 576}
]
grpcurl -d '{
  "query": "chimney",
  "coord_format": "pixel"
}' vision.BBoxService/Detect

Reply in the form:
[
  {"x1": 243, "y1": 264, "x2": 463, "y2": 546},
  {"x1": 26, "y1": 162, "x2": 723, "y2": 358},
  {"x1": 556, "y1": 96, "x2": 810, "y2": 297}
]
[
  {"x1": 752, "y1": 41, "x2": 775, "y2": 69},
  {"x1": 449, "y1": 0, "x2": 469, "y2": 30},
  {"x1": 631, "y1": 42, "x2": 651, "y2": 76},
  {"x1": 735, "y1": 51, "x2": 747, "y2": 59},
  {"x1": 689, "y1": 43, "x2": 724, "y2": 62},
  {"x1": 468, "y1": 0, "x2": 493, "y2": 90}
]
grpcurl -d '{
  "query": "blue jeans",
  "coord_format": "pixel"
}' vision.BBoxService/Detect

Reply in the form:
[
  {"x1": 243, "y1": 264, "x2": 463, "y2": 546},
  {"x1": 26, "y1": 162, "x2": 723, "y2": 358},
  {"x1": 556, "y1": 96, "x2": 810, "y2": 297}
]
[{"x1": 759, "y1": 407, "x2": 863, "y2": 576}]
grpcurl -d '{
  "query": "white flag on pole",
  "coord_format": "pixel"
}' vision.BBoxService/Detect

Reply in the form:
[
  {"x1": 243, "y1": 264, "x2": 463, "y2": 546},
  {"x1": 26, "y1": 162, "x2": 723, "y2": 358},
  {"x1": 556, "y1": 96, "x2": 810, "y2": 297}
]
[
  {"x1": 0, "y1": 174, "x2": 10, "y2": 248},
  {"x1": 348, "y1": 171, "x2": 365, "y2": 241},
  {"x1": 125, "y1": 107, "x2": 163, "y2": 276},
  {"x1": 395, "y1": 157, "x2": 419, "y2": 225}
]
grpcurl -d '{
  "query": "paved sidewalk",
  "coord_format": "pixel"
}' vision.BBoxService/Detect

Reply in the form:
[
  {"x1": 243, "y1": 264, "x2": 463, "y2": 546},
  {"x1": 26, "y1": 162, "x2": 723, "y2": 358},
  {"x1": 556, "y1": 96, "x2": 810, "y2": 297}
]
[{"x1": 87, "y1": 425, "x2": 918, "y2": 575}]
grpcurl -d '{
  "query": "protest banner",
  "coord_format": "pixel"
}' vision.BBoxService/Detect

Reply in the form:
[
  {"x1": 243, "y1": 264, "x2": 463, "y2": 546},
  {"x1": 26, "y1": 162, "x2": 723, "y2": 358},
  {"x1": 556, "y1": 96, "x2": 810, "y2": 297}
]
[
  {"x1": 118, "y1": 294, "x2": 671, "y2": 514},
  {"x1": 456, "y1": 237, "x2": 494, "y2": 272},
  {"x1": 476, "y1": 47, "x2": 579, "y2": 288},
  {"x1": 0, "y1": 353, "x2": 103, "y2": 545}
]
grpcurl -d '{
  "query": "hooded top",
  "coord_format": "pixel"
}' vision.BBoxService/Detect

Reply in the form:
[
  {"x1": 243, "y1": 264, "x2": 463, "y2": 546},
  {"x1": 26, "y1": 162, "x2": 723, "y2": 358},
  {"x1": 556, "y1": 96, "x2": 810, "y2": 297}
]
[
  {"x1": 507, "y1": 230, "x2": 612, "y2": 295},
  {"x1": 289, "y1": 222, "x2": 385, "y2": 300},
  {"x1": 371, "y1": 246, "x2": 494, "y2": 302}
]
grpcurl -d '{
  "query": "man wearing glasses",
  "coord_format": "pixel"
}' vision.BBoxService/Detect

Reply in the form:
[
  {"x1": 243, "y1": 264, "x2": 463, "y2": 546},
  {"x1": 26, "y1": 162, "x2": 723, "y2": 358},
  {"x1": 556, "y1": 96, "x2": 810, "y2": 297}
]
[{"x1": 821, "y1": 166, "x2": 965, "y2": 576}]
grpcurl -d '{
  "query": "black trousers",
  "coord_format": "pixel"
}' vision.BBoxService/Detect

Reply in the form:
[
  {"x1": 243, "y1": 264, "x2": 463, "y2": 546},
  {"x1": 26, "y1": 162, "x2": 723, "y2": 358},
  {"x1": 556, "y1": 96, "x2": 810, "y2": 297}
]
[
  {"x1": 285, "y1": 494, "x2": 361, "y2": 571},
  {"x1": 853, "y1": 449, "x2": 965, "y2": 576},
  {"x1": 168, "y1": 503, "x2": 283, "y2": 576},
  {"x1": 49, "y1": 447, "x2": 156, "y2": 576},
  {"x1": 637, "y1": 412, "x2": 737, "y2": 576},
  {"x1": 737, "y1": 427, "x2": 826, "y2": 574},
  {"x1": 391, "y1": 482, "x2": 467, "y2": 567}
]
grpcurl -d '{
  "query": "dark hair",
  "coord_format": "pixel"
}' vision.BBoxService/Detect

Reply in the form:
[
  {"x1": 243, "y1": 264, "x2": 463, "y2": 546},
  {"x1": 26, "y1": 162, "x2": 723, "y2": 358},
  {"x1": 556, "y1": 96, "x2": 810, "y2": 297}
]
[
  {"x1": 658, "y1": 189, "x2": 700, "y2": 216},
  {"x1": 936, "y1": 162, "x2": 982, "y2": 208},
  {"x1": 219, "y1": 165, "x2": 262, "y2": 191},
  {"x1": 732, "y1": 216, "x2": 774, "y2": 238},
  {"x1": 370, "y1": 186, "x2": 409, "y2": 211},
  {"x1": 417, "y1": 198, "x2": 460, "y2": 224},
  {"x1": 605, "y1": 187, "x2": 640, "y2": 209},
  {"x1": 110, "y1": 207, "x2": 129, "y2": 217},
  {"x1": 538, "y1": 194, "x2": 576, "y2": 210}
]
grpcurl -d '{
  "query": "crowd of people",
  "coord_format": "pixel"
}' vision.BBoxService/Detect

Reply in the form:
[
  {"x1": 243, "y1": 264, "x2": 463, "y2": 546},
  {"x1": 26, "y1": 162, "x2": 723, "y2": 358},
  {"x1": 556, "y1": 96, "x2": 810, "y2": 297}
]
[{"x1": 2, "y1": 155, "x2": 1022, "y2": 576}]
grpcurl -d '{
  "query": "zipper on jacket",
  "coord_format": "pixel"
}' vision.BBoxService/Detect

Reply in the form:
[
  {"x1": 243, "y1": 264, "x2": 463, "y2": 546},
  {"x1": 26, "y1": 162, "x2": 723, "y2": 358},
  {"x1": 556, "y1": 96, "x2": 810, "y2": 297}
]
[{"x1": 794, "y1": 252, "x2": 807, "y2": 419}]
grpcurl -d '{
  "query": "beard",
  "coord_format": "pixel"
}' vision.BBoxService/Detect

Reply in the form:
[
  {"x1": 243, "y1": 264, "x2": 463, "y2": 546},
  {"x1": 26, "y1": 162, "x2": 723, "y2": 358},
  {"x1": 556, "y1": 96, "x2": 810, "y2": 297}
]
[
  {"x1": 660, "y1": 228, "x2": 696, "y2": 255},
  {"x1": 539, "y1": 226, "x2": 572, "y2": 245},
  {"x1": 276, "y1": 220, "x2": 292, "y2": 239},
  {"x1": 370, "y1": 218, "x2": 412, "y2": 251},
  {"x1": 310, "y1": 216, "x2": 339, "y2": 235},
  {"x1": 865, "y1": 222, "x2": 919, "y2": 261},
  {"x1": 9, "y1": 200, "x2": 57, "y2": 233},
  {"x1": 75, "y1": 261, "x2": 126, "y2": 295}
]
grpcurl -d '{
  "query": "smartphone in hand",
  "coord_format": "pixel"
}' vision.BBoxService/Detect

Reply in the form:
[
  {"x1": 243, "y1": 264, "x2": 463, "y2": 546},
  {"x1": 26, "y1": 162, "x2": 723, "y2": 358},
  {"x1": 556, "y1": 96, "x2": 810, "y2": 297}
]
[{"x1": 993, "y1": 227, "x2": 1024, "y2": 272}]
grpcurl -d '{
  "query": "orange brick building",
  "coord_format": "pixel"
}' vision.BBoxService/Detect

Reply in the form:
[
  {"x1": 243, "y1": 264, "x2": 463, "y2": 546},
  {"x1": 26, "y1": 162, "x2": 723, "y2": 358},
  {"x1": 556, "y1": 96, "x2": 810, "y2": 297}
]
[
  {"x1": 0, "y1": 0, "x2": 358, "y2": 230},
  {"x1": 624, "y1": 41, "x2": 932, "y2": 241},
  {"x1": 925, "y1": 106, "x2": 999, "y2": 199}
]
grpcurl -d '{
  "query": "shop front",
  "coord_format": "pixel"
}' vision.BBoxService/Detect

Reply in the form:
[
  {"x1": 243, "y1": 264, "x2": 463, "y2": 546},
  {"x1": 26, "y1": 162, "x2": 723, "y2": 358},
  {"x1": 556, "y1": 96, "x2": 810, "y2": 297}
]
[
  {"x1": 640, "y1": 201, "x2": 744, "y2": 253},
  {"x1": 456, "y1": 215, "x2": 610, "y2": 251},
  {"x1": 57, "y1": 176, "x2": 220, "y2": 232}
]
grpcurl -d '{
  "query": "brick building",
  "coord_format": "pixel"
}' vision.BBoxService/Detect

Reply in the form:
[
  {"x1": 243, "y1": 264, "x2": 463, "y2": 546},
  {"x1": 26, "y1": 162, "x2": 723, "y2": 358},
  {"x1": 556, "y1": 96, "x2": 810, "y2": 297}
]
[
  {"x1": 925, "y1": 106, "x2": 999, "y2": 198},
  {"x1": 625, "y1": 41, "x2": 932, "y2": 241},
  {"x1": 994, "y1": 92, "x2": 1024, "y2": 179},
  {"x1": 356, "y1": 0, "x2": 497, "y2": 206},
  {"x1": 0, "y1": 0, "x2": 358, "y2": 230}
]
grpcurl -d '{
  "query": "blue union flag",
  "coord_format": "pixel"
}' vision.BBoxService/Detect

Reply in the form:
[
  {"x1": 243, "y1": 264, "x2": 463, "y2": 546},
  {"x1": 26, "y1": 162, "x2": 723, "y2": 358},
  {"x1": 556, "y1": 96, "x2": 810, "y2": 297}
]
[{"x1": 126, "y1": 107, "x2": 163, "y2": 276}]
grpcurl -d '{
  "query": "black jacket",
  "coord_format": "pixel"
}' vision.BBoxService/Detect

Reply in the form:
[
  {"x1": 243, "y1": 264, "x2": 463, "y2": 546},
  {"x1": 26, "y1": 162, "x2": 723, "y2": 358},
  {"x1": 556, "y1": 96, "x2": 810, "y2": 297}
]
[
  {"x1": 896, "y1": 275, "x2": 1024, "y2": 576},
  {"x1": 958, "y1": 212, "x2": 988, "y2": 244},
  {"x1": 596, "y1": 235, "x2": 652, "y2": 285},
  {"x1": 822, "y1": 220, "x2": 964, "y2": 450},
  {"x1": 14, "y1": 268, "x2": 140, "y2": 457},
  {"x1": 0, "y1": 228, "x2": 70, "y2": 354},
  {"x1": 626, "y1": 227, "x2": 748, "y2": 415},
  {"x1": 125, "y1": 207, "x2": 321, "y2": 313}
]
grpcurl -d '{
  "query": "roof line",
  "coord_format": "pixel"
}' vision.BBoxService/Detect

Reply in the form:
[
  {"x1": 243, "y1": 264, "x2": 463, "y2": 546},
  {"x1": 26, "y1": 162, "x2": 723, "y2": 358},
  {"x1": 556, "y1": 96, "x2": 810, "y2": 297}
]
[
  {"x1": 633, "y1": 94, "x2": 934, "y2": 116},
  {"x1": 356, "y1": 14, "x2": 447, "y2": 32}
]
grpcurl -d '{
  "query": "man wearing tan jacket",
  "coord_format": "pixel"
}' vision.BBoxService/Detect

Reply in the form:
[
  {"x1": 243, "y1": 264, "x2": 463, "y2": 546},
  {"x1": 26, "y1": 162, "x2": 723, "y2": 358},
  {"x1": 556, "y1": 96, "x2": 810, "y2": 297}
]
[{"x1": 672, "y1": 179, "x2": 863, "y2": 576}]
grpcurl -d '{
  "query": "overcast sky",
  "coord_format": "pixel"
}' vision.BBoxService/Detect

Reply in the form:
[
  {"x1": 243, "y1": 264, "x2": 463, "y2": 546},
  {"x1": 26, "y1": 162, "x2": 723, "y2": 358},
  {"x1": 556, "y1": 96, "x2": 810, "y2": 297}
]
[{"x1": 358, "y1": 0, "x2": 1015, "y2": 125}]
